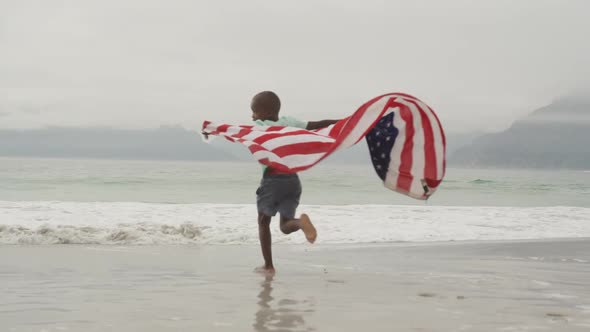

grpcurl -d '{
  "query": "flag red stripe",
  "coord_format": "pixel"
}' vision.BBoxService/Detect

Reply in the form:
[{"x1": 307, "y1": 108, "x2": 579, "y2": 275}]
[
  {"x1": 328, "y1": 117, "x2": 349, "y2": 137},
  {"x1": 252, "y1": 130, "x2": 318, "y2": 145},
  {"x1": 265, "y1": 126, "x2": 285, "y2": 132},
  {"x1": 396, "y1": 103, "x2": 415, "y2": 192},
  {"x1": 272, "y1": 141, "x2": 333, "y2": 157},
  {"x1": 248, "y1": 141, "x2": 333, "y2": 157},
  {"x1": 234, "y1": 128, "x2": 252, "y2": 139},
  {"x1": 216, "y1": 124, "x2": 230, "y2": 133},
  {"x1": 406, "y1": 99, "x2": 437, "y2": 181}
]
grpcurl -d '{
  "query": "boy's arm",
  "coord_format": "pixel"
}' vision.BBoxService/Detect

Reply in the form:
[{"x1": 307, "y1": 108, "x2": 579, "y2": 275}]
[{"x1": 305, "y1": 119, "x2": 340, "y2": 130}]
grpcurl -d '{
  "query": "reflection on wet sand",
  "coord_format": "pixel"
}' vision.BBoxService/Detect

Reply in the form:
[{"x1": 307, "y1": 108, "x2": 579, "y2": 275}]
[{"x1": 253, "y1": 276, "x2": 315, "y2": 332}]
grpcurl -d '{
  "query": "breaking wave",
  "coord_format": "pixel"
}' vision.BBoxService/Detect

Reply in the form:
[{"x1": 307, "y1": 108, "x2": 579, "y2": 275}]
[{"x1": 1, "y1": 201, "x2": 590, "y2": 245}]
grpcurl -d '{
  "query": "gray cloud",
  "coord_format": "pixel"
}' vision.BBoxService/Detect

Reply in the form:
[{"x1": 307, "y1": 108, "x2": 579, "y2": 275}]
[
  {"x1": 14, "y1": 106, "x2": 44, "y2": 115},
  {"x1": 1, "y1": 0, "x2": 589, "y2": 133}
]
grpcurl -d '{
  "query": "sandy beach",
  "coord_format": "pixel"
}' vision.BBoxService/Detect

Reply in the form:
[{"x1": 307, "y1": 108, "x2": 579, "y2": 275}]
[{"x1": 2, "y1": 239, "x2": 590, "y2": 332}]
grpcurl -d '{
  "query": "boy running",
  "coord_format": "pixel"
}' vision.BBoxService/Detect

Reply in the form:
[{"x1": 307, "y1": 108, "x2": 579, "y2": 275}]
[{"x1": 250, "y1": 91, "x2": 339, "y2": 276}]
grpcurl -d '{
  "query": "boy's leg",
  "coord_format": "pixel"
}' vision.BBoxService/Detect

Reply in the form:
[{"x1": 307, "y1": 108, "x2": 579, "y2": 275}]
[
  {"x1": 256, "y1": 176, "x2": 278, "y2": 274},
  {"x1": 278, "y1": 215, "x2": 301, "y2": 234},
  {"x1": 257, "y1": 213, "x2": 275, "y2": 274},
  {"x1": 277, "y1": 174, "x2": 317, "y2": 243},
  {"x1": 280, "y1": 214, "x2": 316, "y2": 243}
]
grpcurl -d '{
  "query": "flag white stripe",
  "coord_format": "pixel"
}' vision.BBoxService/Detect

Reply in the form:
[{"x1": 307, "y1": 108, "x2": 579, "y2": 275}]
[{"x1": 384, "y1": 105, "x2": 406, "y2": 191}]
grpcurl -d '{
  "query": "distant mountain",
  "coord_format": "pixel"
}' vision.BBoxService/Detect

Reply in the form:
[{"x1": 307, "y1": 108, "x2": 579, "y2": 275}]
[
  {"x1": 445, "y1": 132, "x2": 483, "y2": 156},
  {"x1": 0, "y1": 126, "x2": 236, "y2": 161},
  {"x1": 452, "y1": 96, "x2": 590, "y2": 169},
  {"x1": 0, "y1": 125, "x2": 481, "y2": 166}
]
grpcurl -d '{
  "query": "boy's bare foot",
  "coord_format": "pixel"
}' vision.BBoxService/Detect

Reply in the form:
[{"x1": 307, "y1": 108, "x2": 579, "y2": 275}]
[
  {"x1": 254, "y1": 266, "x2": 276, "y2": 277},
  {"x1": 300, "y1": 214, "x2": 317, "y2": 243}
]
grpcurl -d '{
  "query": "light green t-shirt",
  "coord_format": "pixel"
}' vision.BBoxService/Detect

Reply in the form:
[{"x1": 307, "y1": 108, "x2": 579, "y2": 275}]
[
  {"x1": 254, "y1": 116, "x2": 308, "y2": 174},
  {"x1": 254, "y1": 116, "x2": 308, "y2": 129}
]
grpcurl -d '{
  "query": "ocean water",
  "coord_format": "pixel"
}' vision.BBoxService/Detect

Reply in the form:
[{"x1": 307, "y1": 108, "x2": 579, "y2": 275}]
[{"x1": 0, "y1": 157, "x2": 589, "y2": 245}]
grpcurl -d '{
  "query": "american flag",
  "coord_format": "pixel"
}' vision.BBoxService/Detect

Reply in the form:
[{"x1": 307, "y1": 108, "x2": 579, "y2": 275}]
[{"x1": 202, "y1": 92, "x2": 446, "y2": 200}]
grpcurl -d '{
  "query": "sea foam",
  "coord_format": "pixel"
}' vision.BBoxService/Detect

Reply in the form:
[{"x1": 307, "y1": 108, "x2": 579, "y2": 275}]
[{"x1": 1, "y1": 201, "x2": 589, "y2": 245}]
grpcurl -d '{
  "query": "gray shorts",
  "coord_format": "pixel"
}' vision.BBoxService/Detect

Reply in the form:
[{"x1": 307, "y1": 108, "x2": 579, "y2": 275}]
[{"x1": 256, "y1": 173, "x2": 302, "y2": 219}]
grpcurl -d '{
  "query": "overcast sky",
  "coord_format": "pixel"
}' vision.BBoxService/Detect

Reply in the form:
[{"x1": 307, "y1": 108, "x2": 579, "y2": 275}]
[{"x1": 1, "y1": 0, "x2": 588, "y2": 133}]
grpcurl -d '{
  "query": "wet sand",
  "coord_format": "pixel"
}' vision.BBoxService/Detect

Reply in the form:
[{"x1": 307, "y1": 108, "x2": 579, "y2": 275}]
[{"x1": 1, "y1": 239, "x2": 590, "y2": 331}]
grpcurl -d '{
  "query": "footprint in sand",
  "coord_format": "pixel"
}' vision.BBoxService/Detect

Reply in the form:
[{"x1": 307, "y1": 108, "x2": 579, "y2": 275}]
[
  {"x1": 418, "y1": 292, "x2": 436, "y2": 298},
  {"x1": 326, "y1": 279, "x2": 346, "y2": 284},
  {"x1": 546, "y1": 313, "x2": 569, "y2": 322}
]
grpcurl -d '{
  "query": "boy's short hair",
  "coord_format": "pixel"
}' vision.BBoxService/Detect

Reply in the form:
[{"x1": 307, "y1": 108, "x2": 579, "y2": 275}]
[{"x1": 252, "y1": 91, "x2": 281, "y2": 114}]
